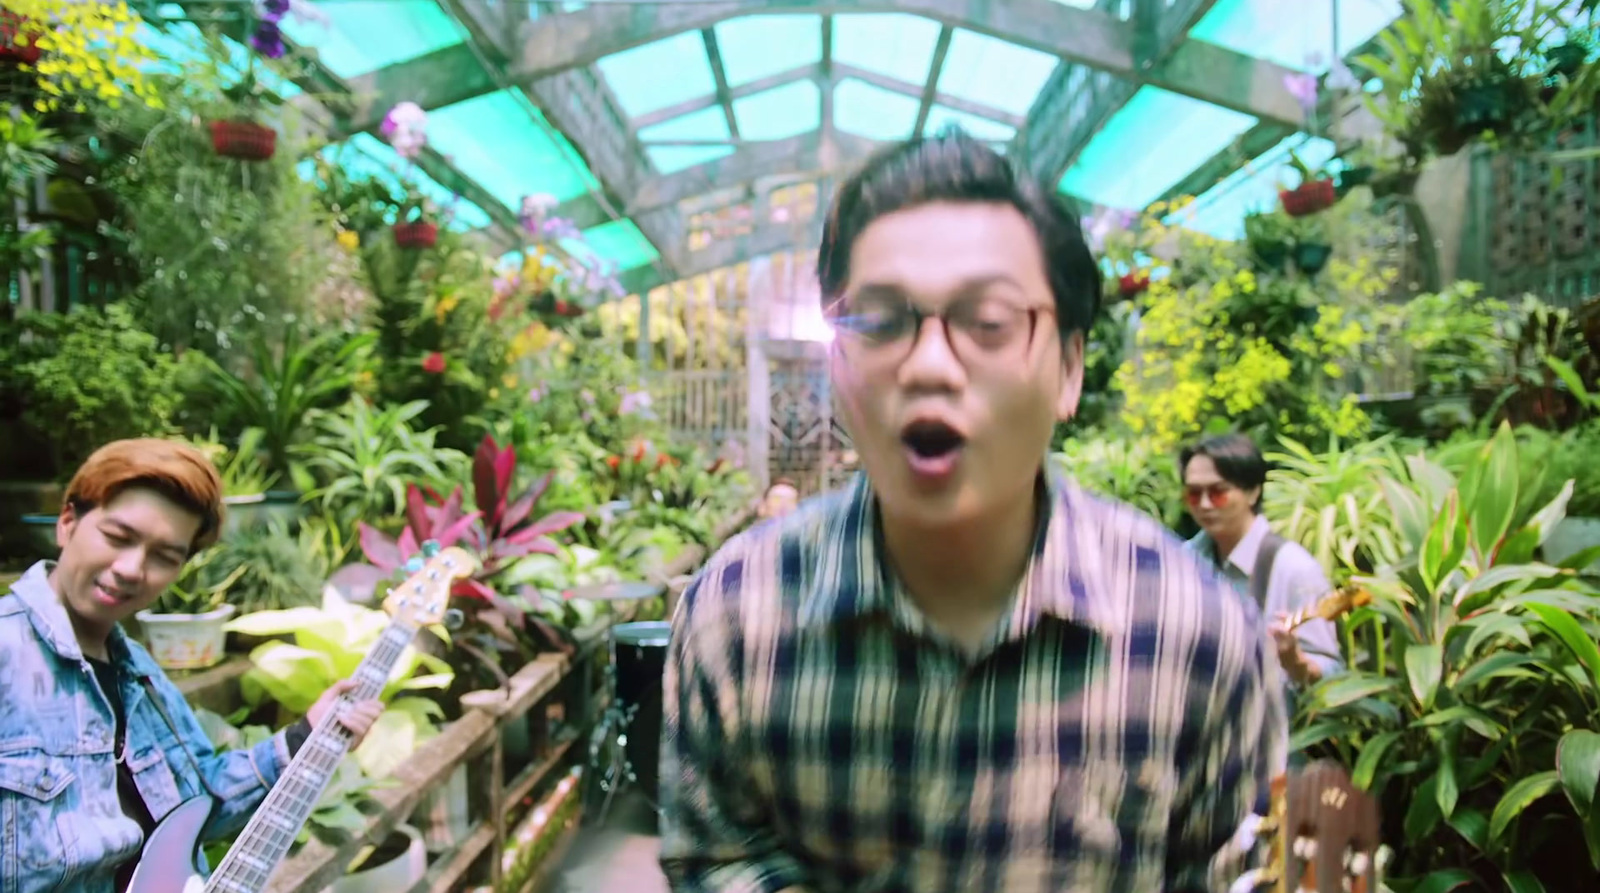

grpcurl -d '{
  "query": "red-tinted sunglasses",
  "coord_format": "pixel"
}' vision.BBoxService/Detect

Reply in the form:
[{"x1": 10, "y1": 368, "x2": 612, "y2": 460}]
[{"x1": 1183, "y1": 483, "x2": 1236, "y2": 508}]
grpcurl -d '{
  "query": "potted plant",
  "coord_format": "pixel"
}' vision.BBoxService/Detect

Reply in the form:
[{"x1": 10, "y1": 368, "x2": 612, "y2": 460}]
[
  {"x1": 1289, "y1": 215, "x2": 1333, "y2": 276},
  {"x1": 135, "y1": 548, "x2": 246, "y2": 670},
  {"x1": 0, "y1": 10, "x2": 41, "y2": 66},
  {"x1": 1278, "y1": 150, "x2": 1337, "y2": 217},
  {"x1": 1243, "y1": 209, "x2": 1293, "y2": 270},
  {"x1": 1117, "y1": 270, "x2": 1150, "y2": 299},
  {"x1": 211, "y1": 62, "x2": 283, "y2": 161},
  {"x1": 376, "y1": 101, "x2": 442, "y2": 250},
  {"x1": 393, "y1": 197, "x2": 440, "y2": 250}
]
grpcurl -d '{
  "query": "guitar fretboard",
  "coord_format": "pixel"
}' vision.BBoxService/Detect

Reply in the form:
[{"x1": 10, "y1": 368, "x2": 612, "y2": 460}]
[{"x1": 203, "y1": 620, "x2": 418, "y2": 893}]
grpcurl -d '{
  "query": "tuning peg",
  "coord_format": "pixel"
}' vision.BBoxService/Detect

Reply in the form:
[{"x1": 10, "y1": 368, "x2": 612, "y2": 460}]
[
  {"x1": 422, "y1": 540, "x2": 441, "y2": 558},
  {"x1": 404, "y1": 556, "x2": 425, "y2": 574},
  {"x1": 442, "y1": 608, "x2": 465, "y2": 630}
]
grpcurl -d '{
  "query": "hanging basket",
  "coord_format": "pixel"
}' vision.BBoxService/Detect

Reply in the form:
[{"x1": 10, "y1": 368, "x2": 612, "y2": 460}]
[
  {"x1": 394, "y1": 221, "x2": 439, "y2": 249},
  {"x1": 209, "y1": 120, "x2": 277, "y2": 161},
  {"x1": 1279, "y1": 179, "x2": 1337, "y2": 217},
  {"x1": 0, "y1": 12, "x2": 42, "y2": 66},
  {"x1": 1117, "y1": 271, "x2": 1150, "y2": 299},
  {"x1": 1292, "y1": 242, "x2": 1333, "y2": 276}
]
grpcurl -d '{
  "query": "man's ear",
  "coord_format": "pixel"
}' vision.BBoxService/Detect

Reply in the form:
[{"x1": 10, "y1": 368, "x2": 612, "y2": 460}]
[
  {"x1": 1056, "y1": 329, "x2": 1085, "y2": 421},
  {"x1": 55, "y1": 503, "x2": 80, "y2": 550}
]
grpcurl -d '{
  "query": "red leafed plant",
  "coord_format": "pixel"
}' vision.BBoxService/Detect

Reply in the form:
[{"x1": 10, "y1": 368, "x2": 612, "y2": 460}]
[{"x1": 354, "y1": 435, "x2": 586, "y2": 682}]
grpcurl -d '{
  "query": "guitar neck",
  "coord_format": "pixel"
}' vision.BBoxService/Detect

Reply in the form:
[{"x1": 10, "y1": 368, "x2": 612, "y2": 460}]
[{"x1": 203, "y1": 619, "x2": 420, "y2": 893}]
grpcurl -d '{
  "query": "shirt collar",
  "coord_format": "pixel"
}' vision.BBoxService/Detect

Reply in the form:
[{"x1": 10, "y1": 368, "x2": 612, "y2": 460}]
[
  {"x1": 10, "y1": 560, "x2": 152, "y2": 672},
  {"x1": 799, "y1": 467, "x2": 1128, "y2": 639},
  {"x1": 1193, "y1": 514, "x2": 1271, "y2": 575}
]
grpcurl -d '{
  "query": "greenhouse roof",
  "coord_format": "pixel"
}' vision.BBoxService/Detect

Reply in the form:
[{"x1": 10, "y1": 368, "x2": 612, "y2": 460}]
[{"x1": 163, "y1": 0, "x2": 1405, "y2": 292}]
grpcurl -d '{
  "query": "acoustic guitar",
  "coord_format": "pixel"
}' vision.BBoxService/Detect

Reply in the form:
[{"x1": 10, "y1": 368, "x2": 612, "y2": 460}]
[
  {"x1": 124, "y1": 543, "x2": 478, "y2": 893},
  {"x1": 1232, "y1": 585, "x2": 1385, "y2": 893}
]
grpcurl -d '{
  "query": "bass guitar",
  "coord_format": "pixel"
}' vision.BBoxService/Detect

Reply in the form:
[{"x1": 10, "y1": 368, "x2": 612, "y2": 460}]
[
  {"x1": 1232, "y1": 585, "x2": 1385, "y2": 893},
  {"x1": 125, "y1": 543, "x2": 478, "y2": 893}
]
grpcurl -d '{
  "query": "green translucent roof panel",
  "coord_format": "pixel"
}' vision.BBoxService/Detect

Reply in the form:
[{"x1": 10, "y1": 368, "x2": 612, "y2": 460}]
[
  {"x1": 427, "y1": 90, "x2": 601, "y2": 204},
  {"x1": 638, "y1": 108, "x2": 734, "y2": 173},
  {"x1": 143, "y1": 9, "x2": 302, "y2": 97},
  {"x1": 734, "y1": 81, "x2": 823, "y2": 141},
  {"x1": 1171, "y1": 134, "x2": 1338, "y2": 239},
  {"x1": 924, "y1": 104, "x2": 1015, "y2": 142},
  {"x1": 561, "y1": 220, "x2": 662, "y2": 271},
  {"x1": 1190, "y1": 0, "x2": 1402, "y2": 72},
  {"x1": 1061, "y1": 86, "x2": 1257, "y2": 210},
  {"x1": 834, "y1": 78, "x2": 921, "y2": 142},
  {"x1": 713, "y1": 15, "x2": 823, "y2": 87},
  {"x1": 278, "y1": 1, "x2": 468, "y2": 80},
  {"x1": 936, "y1": 29, "x2": 1060, "y2": 118},
  {"x1": 598, "y1": 33, "x2": 718, "y2": 118},
  {"x1": 316, "y1": 134, "x2": 493, "y2": 232},
  {"x1": 832, "y1": 14, "x2": 942, "y2": 84}
]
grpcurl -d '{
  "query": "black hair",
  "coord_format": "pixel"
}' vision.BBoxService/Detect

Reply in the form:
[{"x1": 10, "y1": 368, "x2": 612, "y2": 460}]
[
  {"x1": 815, "y1": 128, "x2": 1102, "y2": 338},
  {"x1": 1180, "y1": 433, "x2": 1268, "y2": 513}
]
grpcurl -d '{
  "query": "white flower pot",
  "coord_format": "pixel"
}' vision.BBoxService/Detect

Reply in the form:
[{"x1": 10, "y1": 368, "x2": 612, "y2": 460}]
[
  {"x1": 323, "y1": 824, "x2": 427, "y2": 893},
  {"x1": 135, "y1": 603, "x2": 237, "y2": 670}
]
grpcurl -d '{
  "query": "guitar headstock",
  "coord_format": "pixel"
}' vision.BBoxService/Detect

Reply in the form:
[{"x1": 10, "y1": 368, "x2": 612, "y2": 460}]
[
  {"x1": 1288, "y1": 586, "x2": 1373, "y2": 631},
  {"x1": 1252, "y1": 760, "x2": 1382, "y2": 893},
  {"x1": 381, "y1": 543, "x2": 479, "y2": 627}
]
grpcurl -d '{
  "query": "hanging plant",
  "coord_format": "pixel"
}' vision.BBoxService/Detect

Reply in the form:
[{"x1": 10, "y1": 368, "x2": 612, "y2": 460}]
[
  {"x1": 393, "y1": 219, "x2": 439, "y2": 250},
  {"x1": 1117, "y1": 270, "x2": 1150, "y2": 299},
  {"x1": 209, "y1": 0, "x2": 292, "y2": 163},
  {"x1": 0, "y1": 10, "x2": 42, "y2": 66},
  {"x1": 1243, "y1": 210, "x2": 1293, "y2": 271},
  {"x1": 379, "y1": 101, "x2": 443, "y2": 250}
]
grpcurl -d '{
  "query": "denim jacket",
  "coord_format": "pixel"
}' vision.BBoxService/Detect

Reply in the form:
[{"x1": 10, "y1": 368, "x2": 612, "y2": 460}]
[{"x1": 0, "y1": 562, "x2": 291, "y2": 893}]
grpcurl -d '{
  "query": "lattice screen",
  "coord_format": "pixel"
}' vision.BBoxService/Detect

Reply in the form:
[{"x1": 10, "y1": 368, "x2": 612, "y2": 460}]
[{"x1": 1479, "y1": 113, "x2": 1600, "y2": 306}]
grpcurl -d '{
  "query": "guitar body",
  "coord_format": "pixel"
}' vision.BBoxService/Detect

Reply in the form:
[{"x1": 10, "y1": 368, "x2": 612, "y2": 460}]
[{"x1": 124, "y1": 796, "x2": 210, "y2": 893}]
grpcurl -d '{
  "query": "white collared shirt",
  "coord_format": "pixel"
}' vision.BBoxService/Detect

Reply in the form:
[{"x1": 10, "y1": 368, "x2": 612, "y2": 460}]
[{"x1": 1188, "y1": 514, "x2": 1345, "y2": 681}]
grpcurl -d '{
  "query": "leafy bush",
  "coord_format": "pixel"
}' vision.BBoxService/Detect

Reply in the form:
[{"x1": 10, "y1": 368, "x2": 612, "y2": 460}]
[{"x1": 0, "y1": 303, "x2": 178, "y2": 475}]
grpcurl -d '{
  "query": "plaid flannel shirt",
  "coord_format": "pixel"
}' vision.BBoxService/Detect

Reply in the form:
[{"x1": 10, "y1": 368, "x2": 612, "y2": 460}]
[{"x1": 659, "y1": 469, "x2": 1287, "y2": 893}]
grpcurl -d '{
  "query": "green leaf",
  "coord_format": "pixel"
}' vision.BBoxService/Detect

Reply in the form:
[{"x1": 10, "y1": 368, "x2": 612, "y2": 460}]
[
  {"x1": 1406, "y1": 643, "x2": 1444, "y2": 709},
  {"x1": 1406, "y1": 772, "x2": 1445, "y2": 842},
  {"x1": 1557, "y1": 543, "x2": 1600, "y2": 572},
  {"x1": 1416, "y1": 706, "x2": 1504, "y2": 740},
  {"x1": 1558, "y1": 729, "x2": 1600, "y2": 819},
  {"x1": 1353, "y1": 730, "x2": 1404, "y2": 790},
  {"x1": 1421, "y1": 491, "x2": 1467, "y2": 596},
  {"x1": 1466, "y1": 422, "x2": 1519, "y2": 560},
  {"x1": 1312, "y1": 672, "x2": 1401, "y2": 710},
  {"x1": 1448, "y1": 807, "x2": 1489, "y2": 852},
  {"x1": 1436, "y1": 746, "x2": 1460, "y2": 819},
  {"x1": 1455, "y1": 652, "x2": 1539, "y2": 691},
  {"x1": 1524, "y1": 602, "x2": 1600, "y2": 693},
  {"x1": 1409, "y1": 869, "x2": 1479, "y2": 893},
  {"x1": 1453, "y1": 563, "x2": 1558, "y2": 615},
  {"x1": 1526, "y1": 479, "x2": 1575, "y2": 547},
  {"x1": 1383, "y1": 473, "x2": 1431, "y2": 554},
  {"x1": 1488, "y1": 770, "x2": 1560, "y2": 842},
  {"x1": 1503, "y1": 870, "x2": 1547, "y2": 893}
]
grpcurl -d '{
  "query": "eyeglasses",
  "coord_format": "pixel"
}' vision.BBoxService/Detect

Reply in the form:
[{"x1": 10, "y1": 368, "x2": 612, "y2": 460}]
[
  {"x1": 1183, "y1": 483, "x2": 1236, "y2": 508},
  {"x1": 827, "y1": 294, "x2": 1055, "y2": 366}
]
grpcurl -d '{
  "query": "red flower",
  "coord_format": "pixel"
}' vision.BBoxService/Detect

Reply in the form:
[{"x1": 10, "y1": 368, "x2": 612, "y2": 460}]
[
  {"x1": 605, "y1": 455, "x2": 620, "y2": 470},
  {"x1": 553, "y1": 300, "x2": 570, "y2": 316},
  {"x1": 422, "y1": 352, "x2": 447, "y2": 374},
  {"x1": 656, "y1": 454, "x2": 669, "y2": 470},
  {"x1": 1118, "y1": 271, "x2": 1150, "y2": 298},
  {"x1": 632, "y1": 442, "x2": 647, "y2": 463}
]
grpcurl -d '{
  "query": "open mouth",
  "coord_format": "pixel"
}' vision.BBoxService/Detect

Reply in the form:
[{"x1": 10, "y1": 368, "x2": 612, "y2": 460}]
[{"x1": 900, "y1": 419, "x2": 966, "y2": 480}]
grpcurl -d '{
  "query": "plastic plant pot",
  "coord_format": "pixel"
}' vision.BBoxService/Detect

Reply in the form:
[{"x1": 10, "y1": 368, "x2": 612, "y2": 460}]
[{"x1": 209, "y1": 120, "x2": 278, "y2": 161}]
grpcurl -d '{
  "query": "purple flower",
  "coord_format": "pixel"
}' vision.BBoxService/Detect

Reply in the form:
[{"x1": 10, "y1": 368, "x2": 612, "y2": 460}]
[
  {"x1": 250, "y1": 21, "x2": 286, "y2": 58},
  {"x1": 260, "y1": 0, "x2": 290, "y2": 20},
  {"x1": 1284, "y1": 72, "x2": 1319, "y2": 114}
]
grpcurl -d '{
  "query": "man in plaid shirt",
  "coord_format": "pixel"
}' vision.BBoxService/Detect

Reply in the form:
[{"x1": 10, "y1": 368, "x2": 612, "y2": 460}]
[{"x1": 658, "y1": 130, "x2": 1287, "y2": 893}]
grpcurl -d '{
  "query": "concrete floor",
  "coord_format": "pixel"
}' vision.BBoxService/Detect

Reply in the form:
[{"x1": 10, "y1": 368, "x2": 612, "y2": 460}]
[{"x1": 550, "y1": 788, "x2": 668, "y2": 893}]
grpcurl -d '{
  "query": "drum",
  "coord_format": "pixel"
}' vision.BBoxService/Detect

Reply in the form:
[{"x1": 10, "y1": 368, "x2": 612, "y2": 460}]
[{"x1": 610, "y1": 621, "x2": 672, "y2": 798}]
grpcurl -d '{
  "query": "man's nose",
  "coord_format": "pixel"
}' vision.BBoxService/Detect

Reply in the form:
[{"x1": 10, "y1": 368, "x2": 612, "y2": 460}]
[
  {"x1": 110, "y1": 548, "x2": 146, "y2": 584},
  {"x1": 896, "y1": 317, "x2": 965, "y2": 392}
]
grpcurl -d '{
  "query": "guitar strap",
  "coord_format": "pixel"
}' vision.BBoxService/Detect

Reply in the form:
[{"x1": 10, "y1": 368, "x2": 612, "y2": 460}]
[{"x1": 1249, "y1": 531, "x2": 1287, "y2": 613}]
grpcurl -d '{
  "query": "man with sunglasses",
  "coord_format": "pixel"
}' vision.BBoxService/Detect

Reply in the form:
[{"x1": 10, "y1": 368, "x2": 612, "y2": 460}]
[
  {"x1": 1180, "y1": 433, "x2": 1342, "y2": 688},
  {"x1": 658, "y1": 130, "x2": 1286, "y2": 893}
]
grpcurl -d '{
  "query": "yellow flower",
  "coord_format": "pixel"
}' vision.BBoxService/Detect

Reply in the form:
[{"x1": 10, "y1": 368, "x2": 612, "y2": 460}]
[{"x1": 336, "y1": 230, "x2": 359, "y2": 252}]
